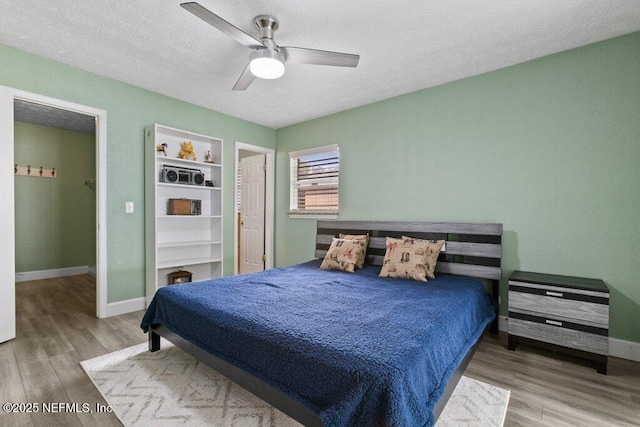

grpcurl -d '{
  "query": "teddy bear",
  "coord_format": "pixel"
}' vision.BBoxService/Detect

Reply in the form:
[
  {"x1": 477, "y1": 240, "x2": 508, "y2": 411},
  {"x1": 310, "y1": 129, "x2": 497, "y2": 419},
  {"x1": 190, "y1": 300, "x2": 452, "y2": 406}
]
[{"x1": 179, "y1": 141, "x2": 197, "y2": 161}]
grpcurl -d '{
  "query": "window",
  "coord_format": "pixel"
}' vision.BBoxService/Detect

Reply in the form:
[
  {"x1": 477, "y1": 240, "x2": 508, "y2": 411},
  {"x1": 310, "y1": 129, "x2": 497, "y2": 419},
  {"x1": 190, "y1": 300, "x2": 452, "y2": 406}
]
[{"x1": 289, "y1": 144, "x2": 339, "y2": 217}]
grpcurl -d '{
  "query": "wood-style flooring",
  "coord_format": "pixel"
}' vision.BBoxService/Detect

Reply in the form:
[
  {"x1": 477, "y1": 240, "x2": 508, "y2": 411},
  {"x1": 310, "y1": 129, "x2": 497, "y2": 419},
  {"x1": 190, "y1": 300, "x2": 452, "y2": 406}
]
[{"x1": 1, "y1": 275, "x2": 639, "y2": 426}]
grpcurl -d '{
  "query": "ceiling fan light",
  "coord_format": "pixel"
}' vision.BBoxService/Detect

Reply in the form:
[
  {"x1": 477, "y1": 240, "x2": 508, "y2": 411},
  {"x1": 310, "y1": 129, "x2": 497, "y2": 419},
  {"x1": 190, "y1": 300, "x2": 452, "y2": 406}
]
[{"x1": 249, "y1": 49, "x2": 285, "y2": 79}]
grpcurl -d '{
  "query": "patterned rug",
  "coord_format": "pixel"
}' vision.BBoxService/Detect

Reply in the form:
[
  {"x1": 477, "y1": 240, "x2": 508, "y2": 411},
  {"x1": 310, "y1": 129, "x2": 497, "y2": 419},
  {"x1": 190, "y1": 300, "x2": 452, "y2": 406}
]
[{"x1": 81, "y1": 340, "x2": 509, "y2": 426}]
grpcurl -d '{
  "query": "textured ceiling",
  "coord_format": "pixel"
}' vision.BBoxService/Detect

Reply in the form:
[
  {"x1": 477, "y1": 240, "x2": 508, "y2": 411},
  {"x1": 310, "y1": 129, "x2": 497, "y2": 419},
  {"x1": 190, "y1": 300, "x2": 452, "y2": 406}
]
[
  {"x1": 14, "y1": 100, "x2": 96, "y2": 135},
  {"x1": 1, "y1": 0, "x2": 639, "y2": 129}
]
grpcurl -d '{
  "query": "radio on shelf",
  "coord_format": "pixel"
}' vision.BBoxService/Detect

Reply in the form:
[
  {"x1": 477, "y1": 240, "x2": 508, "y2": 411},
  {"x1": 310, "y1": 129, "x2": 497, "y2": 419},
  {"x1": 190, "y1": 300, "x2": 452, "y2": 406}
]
[
  {"x1": 161, "y1": 165, "x2": 205, "y2": 186},
  {"x1": 167, "y1": 198, "x2": 202, "y2": 215}
]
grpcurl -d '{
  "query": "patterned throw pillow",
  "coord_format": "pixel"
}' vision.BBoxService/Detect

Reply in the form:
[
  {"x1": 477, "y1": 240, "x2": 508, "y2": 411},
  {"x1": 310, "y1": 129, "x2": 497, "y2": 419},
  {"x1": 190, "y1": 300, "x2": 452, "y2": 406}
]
[
  {"x1": 379, "y1": 237, "x2": 433, "y2": 282},
  {"x1": 401, "y1": 236, "x2": 446, "y2": 279},
  {"x1": 320, "y1": 238, "x2": 364, "y2": 273},
  {"x1": 338, "y1": 233, "x2": 370, "y2": 268}
]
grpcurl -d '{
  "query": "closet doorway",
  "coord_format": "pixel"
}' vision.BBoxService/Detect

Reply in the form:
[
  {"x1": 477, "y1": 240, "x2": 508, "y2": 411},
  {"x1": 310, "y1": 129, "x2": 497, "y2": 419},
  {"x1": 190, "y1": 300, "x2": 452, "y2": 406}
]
[
  {"x1": 0, "y1": 86, "x2": 107, "y2": 344},
  {"x1": 234, "y1": 142, "x2": 275, "y2": 275}
]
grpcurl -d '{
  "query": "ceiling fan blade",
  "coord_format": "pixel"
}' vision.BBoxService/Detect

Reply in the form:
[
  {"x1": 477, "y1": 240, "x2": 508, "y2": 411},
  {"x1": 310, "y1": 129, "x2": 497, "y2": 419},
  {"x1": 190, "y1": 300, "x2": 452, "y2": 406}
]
[
  {"x1": 180, "y1": 2, "x2": 264, "y2": 49},
  {"x1": 280, "y1": 46, "x2": 359, "y2": 67},
  {"x1": 232, "y1": 64, "x2": 256, "y2": 91}
]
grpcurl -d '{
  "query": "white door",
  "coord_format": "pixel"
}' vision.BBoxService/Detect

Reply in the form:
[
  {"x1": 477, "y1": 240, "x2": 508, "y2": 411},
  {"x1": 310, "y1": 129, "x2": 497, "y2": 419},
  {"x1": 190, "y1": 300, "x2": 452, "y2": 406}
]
[
  {"x1": 240, "y1": 154, "x2": 266, "y2": 274},
  {"x1": 0, "y1": 90, "x2": 16, "y2": 343}
]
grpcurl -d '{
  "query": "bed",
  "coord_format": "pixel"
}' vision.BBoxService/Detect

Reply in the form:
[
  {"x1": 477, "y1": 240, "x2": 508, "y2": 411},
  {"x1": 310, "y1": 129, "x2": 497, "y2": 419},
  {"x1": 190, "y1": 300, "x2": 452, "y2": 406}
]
[{"x1": 142, "y1": 220, "x2": 502, "y2": 426}]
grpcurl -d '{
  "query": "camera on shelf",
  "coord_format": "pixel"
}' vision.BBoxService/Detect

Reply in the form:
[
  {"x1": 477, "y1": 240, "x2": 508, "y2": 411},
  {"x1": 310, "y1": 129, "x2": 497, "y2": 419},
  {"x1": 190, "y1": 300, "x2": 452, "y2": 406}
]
[{"x1": 161, "y1": 165, "x2": 205, "y2": 186}]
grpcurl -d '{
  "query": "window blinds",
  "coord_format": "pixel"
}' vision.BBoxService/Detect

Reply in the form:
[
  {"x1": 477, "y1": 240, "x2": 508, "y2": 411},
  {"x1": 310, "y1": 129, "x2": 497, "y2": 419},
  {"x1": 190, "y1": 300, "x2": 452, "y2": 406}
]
[{"x1": 289, "y1": 144, "x2": 339, "y2": 215}]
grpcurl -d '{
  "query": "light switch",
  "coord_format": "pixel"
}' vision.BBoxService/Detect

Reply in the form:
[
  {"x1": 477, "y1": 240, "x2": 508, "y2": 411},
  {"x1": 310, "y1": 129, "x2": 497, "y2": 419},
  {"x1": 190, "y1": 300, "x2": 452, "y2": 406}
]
[{"x1": 125, "y1": 202, "x2": 134, "y2": 213}]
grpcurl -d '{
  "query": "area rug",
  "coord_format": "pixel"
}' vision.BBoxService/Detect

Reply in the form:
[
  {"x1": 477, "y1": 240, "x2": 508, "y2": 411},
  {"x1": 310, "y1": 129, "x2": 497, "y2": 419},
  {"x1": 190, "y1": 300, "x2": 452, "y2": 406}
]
[{"x1": 81, "y1": 340, "x2": 509, "y2": 426}]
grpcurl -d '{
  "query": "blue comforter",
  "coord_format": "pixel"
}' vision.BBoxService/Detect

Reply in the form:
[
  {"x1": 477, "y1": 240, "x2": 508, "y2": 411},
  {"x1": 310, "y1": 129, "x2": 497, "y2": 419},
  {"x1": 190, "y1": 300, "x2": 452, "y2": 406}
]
[{"x1": 141, "y1": 260, "x2": 495, "y2": 426}]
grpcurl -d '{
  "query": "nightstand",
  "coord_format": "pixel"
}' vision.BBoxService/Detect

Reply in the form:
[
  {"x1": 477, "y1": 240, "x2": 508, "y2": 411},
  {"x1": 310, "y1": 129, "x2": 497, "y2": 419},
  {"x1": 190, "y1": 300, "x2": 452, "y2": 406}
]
[{"x1": 507, "y1": 270, "x2": 609, "y2": 374}]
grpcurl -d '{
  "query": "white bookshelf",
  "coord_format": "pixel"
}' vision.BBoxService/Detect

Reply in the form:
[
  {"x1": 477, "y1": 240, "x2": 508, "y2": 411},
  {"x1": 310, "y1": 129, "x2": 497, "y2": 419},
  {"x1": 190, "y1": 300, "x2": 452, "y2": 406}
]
[{"x1": 145, "y1": 124, "x2": 223, "y2": 304}]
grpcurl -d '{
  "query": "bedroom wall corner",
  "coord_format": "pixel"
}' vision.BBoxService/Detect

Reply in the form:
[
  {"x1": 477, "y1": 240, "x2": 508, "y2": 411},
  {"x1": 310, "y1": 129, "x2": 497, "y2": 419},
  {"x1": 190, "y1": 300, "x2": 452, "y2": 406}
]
[{"x1": 274, "y1": 31, "x2": 640, "y2": 346}]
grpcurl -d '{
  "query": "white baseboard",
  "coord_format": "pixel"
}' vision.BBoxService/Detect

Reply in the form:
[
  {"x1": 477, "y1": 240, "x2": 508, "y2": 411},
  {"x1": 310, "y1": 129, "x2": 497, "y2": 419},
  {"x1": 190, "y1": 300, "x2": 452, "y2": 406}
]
[
  {"x1": 609, "y1": 337, "x2": 640, "y2": 363},
  {"x1": 88, "y1": 265, "x2": 97, "y2": 277},
  {"x1": 499, "y1": 315, "x2": 640, "y2": 362},
  {"x1": 15, "y1": 266, "x2": 89, "y2": 282},
  {"x1": 498, "y1": 315, "x2": 508, "y2": 333},
  {"x1": 106, "y1": 297, "x2": 146, "y2": 317}
]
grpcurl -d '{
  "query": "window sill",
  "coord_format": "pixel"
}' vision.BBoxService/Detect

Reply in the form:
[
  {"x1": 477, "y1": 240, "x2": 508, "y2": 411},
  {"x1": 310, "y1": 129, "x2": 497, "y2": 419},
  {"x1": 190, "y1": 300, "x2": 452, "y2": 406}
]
[{"x1": 288, "y1": 214, "x2": 338, "y2": 220}]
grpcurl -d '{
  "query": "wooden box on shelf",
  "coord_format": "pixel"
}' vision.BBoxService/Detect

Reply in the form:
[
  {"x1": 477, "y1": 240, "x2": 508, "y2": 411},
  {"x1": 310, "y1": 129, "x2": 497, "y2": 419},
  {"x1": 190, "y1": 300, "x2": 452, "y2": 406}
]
[
  {"x1": 167, "y1": 198, "x2": 201, "y2": 215},
  {"x1": 168, "y1": 270, "x2": 192, "y2": 285}
]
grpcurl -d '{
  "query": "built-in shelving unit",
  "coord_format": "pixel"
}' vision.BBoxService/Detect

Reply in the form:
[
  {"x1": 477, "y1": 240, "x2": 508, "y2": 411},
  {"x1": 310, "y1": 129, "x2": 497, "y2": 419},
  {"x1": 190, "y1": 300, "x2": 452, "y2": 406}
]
[{"x1": 145, "y1": 124, "x2": 223, "y2": 304}]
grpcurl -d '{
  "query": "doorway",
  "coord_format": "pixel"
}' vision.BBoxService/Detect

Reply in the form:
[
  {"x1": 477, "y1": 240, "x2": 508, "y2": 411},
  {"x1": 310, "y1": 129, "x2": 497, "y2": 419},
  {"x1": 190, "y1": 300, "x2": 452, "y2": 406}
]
[
  {"x1": 0, "y1": 86, "x2": 107, "y2": 344},
  {"x1": 234, "y1": 142, "x2": 275, "y2": 275},
  {"x1": 14, "y1": 101, "x2": 96, "y2": 281}
]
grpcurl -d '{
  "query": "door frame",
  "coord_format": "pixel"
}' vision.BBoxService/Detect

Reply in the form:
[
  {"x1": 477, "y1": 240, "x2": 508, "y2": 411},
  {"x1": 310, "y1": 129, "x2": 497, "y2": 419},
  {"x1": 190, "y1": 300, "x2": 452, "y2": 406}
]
[
  {"x1": 234, "y1": 141, "x2": 274, "y2": 274},
  {"x1": 0, "y1": 85, "x2": 108, "y2": 319}
]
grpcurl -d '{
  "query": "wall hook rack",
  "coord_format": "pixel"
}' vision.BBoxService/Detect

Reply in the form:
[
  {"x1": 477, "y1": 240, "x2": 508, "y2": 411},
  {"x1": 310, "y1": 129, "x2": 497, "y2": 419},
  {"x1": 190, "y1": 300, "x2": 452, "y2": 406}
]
[{"x1": 14, "y1": 164, "x2": 57, "y2": 179}]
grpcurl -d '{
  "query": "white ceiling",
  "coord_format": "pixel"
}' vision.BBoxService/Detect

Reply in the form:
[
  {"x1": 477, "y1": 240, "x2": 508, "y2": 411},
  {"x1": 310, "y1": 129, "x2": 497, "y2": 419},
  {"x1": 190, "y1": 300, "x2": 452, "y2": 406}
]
[{"x1": 1, "y1": 0, "x2": 639, "y2": 129}]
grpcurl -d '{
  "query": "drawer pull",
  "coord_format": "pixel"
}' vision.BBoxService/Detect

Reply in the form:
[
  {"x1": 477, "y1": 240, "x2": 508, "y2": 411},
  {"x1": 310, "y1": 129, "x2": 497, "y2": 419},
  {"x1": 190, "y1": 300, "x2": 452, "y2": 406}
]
[
  {"x1": 545, "y1": 291, "x2": 564, "y2": 298},
  {"x1": 545, "y1": 319, "x2": 563, "y2": 327}
]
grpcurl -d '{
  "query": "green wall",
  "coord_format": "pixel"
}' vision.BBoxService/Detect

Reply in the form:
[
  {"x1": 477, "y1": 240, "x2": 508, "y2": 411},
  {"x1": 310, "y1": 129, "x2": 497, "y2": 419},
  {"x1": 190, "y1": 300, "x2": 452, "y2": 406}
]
[
  {"x1": 14, "y1": 122, "x2": 95, "y2": 272},
  {"x1": 3, "y1": 33, "x2": 639, "y2": 343},
  {"x1": 1, "y1": 43, "x2": 276, "y2": 303},
  {"x1": 275, "y1": 32, "x2": 640, "y2": 343}
]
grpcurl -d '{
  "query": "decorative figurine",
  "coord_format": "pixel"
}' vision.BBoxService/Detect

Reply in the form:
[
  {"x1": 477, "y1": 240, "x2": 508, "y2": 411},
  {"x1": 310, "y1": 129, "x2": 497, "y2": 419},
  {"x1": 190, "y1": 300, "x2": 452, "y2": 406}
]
[
  {"x1": 205, "y1": 150, "x2": 212, "y2": 163},
  {"x1": 179, "y1": 141, "x2": 197, "y2": 161},
  {"x1": 157, "y1": 143, "x2": 168, "y2": 156}
]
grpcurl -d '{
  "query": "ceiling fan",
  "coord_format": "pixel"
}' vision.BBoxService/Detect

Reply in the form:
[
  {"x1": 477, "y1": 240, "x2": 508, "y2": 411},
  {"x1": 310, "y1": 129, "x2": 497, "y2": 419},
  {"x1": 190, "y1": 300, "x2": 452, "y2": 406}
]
[{"x1": 180, "y1": 2, "x2": 360, "y2": 90}]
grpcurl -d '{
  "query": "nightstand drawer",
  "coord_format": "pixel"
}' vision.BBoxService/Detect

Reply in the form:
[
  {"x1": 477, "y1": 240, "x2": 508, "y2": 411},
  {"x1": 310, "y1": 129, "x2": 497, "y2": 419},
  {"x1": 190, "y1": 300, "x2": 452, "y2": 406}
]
[
  {"x1": 508, "y1": 271, "x2": 609, "y2": 374},
  {"x1": 508, "y1": 289, "x2": 608, "y2": 326},
  {"x1": 509, "y1": 313, "x2": 608, "y2": 355}
]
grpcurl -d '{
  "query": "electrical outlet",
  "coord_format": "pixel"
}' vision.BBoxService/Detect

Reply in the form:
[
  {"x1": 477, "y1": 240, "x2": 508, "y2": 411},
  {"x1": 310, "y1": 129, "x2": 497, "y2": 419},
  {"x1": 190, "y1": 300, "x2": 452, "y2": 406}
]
[{"x1": 125, "y1": 202, "x2": 134, "y2": 213}]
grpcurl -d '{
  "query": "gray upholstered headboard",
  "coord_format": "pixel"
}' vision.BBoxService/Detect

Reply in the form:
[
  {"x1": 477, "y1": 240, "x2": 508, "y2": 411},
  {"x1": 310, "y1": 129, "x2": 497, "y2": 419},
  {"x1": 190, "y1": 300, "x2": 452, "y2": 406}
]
[{"x1": 315, "y1": 220, "x2": 503, "y2": 281}]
